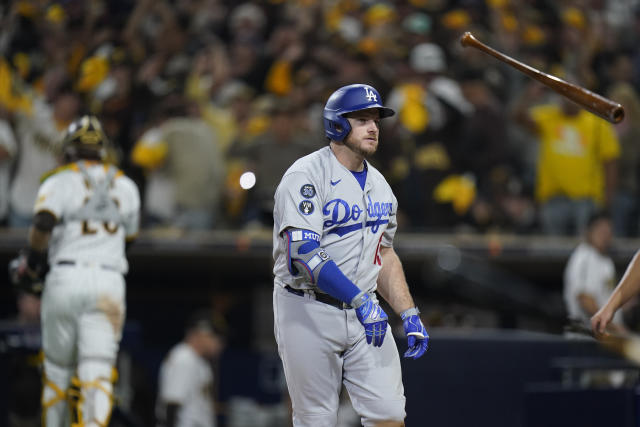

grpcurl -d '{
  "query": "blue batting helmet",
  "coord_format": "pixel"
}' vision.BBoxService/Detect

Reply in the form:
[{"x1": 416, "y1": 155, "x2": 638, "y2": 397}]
[{"x1": 323, "y1": 84, "x2": 395, "y2": 142}]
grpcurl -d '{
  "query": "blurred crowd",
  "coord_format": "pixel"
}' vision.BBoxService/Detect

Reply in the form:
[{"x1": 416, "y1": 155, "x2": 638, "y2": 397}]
[{"x1": 1, "y1": 0, "x2": 640, "y2": 235}]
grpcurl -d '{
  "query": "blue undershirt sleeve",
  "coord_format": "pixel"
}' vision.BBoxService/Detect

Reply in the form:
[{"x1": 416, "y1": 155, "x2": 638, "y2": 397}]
[{"x1": 316, "y1": 260, "x2": 361, "y2": 304}]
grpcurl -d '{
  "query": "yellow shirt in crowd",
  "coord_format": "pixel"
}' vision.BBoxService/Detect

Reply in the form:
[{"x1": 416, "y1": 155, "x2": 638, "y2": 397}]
[{"x1": 531, "y1": 104, "x2": 620, "y2": 204}]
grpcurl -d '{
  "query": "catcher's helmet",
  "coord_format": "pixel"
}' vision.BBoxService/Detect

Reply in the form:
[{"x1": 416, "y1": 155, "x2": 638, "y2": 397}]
[
  {"x1": 62, "y1": 115, "x2": 109, "y2": 162},
  {"x1": 323, "y1": 84, "x2": 395, "y2": 142}
]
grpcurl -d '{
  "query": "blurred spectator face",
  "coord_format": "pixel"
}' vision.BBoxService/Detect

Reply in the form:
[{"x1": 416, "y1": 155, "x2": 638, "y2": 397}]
[
  {"x1": 588, "y1": 217, "x2": 613, "y2": 253},
  {"x1": 196, "y1": 329, "x2": 224, "y2": 359},
  {"x1": 42, "y1": 66, "x2": 69, "y2": 102},
  {"x1": 410, "y1": 42, "x2": 446, "y2": 76},
  {"x1": 111, "y1": 64, "x2": 133, "y2": 99},
  {"x1": 230, "y1": 95, "x2": 253, "y2": 121},
  {"x1": 41, "y1": 29, "x2": 67, "y2": 62},
  {"x1": 272, "y1": 110, "x2": 293, "y2": 142},
  {"x1": 229, "y1": 3, "x2": 266, "y2": 42},
  {"x1": 561, "y1": 8, "x2": 587, "y2": 49},
  {"x1": 338, "y1": 56, "x2": 368, "y2": 84},
  {"x1": 461, "y1": 79, "x2": 492, "y2": 107},
  {"x1": 53, "y1": 93, "x2": 81, "y2": 123},
  {"x1": 559, "y1": 96, "x2": 581, "y2": 116},
  {"x1": 156, "y1": 23, "x2": 187, "y2": 55},
  {"x1": 609, "y1": 54, "x2": 634, "y2": 83},
  {"x1": 268, "y1": 25, "x2": 297, "y2": 53},
  {"x1": 230, "y1": 42, "x2": 257, "y2": 76}
]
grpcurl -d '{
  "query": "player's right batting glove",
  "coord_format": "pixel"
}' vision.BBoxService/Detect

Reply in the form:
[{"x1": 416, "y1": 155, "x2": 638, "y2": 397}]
[
  {"x1": 401, "y1": 307, "x2": 429, "y2": 359},
  {"x1": 8, "y1": 249, "x2": 47, "y2": 296},
  {"x1": 352, "y1": 292, "x2": 388, "y2": 347}
]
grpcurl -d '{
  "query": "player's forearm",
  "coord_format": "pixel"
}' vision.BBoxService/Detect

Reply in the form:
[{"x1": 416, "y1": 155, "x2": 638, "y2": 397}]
[
  {"x1": 376, "y1": 246, "x2": 415, "y2": 314},
  {"x1": 606, "y1": 250, "x2": 640, "y2": 311},
  {"x1": 28, "y1": 226, "x2": 51, "y2": 252}
]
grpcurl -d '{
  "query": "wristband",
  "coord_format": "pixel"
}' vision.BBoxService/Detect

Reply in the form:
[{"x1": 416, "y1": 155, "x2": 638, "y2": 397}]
[
  {"x1": 26, "y1": 248, "x2": 47, "y2": 271},
  {"x1": 400, "y1": 307, "x2": 420, "y2": 320}
]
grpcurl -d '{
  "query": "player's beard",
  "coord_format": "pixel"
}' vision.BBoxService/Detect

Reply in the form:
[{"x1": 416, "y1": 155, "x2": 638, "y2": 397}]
[{"x1": 344, "y1": 134, "x2": 378, "y2": 157}]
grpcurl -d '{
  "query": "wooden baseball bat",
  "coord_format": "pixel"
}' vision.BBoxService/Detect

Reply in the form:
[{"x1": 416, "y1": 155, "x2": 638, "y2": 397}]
[
  {"x1": 565, "y1": 318, "x2": 640, "y2": 365},
  {"x1": 460, "y1": 32, "x2": 625, "y2": 124}
]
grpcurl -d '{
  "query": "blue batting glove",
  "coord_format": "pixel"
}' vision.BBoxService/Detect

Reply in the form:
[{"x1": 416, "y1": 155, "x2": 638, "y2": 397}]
[
  {"x1": 401, "y1": 308, "x2": 429, "y2": 359},
  {"x1": 352, "y1": 292, "x2": 388, "y2": 347}
]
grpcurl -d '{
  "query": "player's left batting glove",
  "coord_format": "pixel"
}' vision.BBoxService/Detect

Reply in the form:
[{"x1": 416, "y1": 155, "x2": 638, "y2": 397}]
[
  {"x1": 401, "y1": 307, "x2": 429, "y2": 359},
  {"x1": 352, "y1": 292, "x2": 388, "y2": 347}
]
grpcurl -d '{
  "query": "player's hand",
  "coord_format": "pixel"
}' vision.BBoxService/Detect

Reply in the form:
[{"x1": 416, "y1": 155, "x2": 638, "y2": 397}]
[
  {"x1": 401, "y1": 308, "x2": 429, "y2": 359},
  {"x1": 591, "y1": 306, "x2": 615, "y2": 337},
  {"x1": 8, "y1": 251, "x2": 45, "y2": 295},
  {"x1": 352, "y1": 293, "x2": 388, "y2": 347}
]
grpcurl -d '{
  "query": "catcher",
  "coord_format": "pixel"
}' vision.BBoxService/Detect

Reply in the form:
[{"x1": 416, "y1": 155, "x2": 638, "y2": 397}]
[{"x1": 9, "y1": 115, "x2": 140, "y2": 427}]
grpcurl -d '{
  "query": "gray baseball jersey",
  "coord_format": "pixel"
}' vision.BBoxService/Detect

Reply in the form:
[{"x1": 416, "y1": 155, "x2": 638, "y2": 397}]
[
  {"x1": 273, "y1": 146, "x2": 398, "y2": 292},
  {"x1": 272, "y1": 146, "x2": 405, "y2": 426}
]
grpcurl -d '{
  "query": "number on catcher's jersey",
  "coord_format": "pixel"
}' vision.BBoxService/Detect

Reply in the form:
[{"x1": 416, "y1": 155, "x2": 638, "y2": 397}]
[{"x1": 81, "y1": 197, "x2": 120, "y2": 235}]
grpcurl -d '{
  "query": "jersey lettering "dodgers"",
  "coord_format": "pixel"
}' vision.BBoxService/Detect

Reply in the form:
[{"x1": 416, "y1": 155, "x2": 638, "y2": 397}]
[{"x1": 273, "y1": 146, "x2": 398, "y2": 293}]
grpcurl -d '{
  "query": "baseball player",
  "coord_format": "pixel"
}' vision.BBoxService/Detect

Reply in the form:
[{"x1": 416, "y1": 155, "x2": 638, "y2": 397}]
[
  {"x1": 272, "y1": 84, "x2": 429, "y2": 427},
  {"x1": 9, "y1": 115, "x2": 141, "y2": 427},
  {"x1": 156, "y1": 311, "x2": 224, "y2": 427},
  {"x1": 565, "y1": 212, "x2": 625, "y2": 331}
]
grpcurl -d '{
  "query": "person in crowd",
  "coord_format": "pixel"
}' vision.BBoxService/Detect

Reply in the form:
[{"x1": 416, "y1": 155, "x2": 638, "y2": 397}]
[
  {"x1": 0, "y1": 108, "x2": 17, "y2": 225},
  {"x1": 130, "y1": 95, "x2": 226, "y2": 229},
  {"x1": 513, "y1": 79, "x2": 620, "y2": 236},
  {"x1": 385, "y1": 42, "x2": 475, "y2": 230},
  {"x1": 606, "y1": 82, "x2": 640, "y2": 236},
  {"x1": 8, "y1": 84, "x2": 81, "y2": 227},
  {"x1": 241, "y1": 98, "x2": 321, "y2": 228}
]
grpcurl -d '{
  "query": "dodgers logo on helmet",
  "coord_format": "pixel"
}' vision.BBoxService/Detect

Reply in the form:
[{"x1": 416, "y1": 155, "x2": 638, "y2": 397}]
[
  {"x1": 364, "y1": 86, "x2": 377, "y2": 102},
  {"x1": 323, "y1": 84, "x2": 395, "y2": 142}
]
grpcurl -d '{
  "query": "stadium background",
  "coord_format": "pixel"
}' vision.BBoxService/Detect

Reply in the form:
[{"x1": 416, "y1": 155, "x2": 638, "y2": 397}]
[{"x1": 2, "y1": 0, "x2": 640, "y2": 426}]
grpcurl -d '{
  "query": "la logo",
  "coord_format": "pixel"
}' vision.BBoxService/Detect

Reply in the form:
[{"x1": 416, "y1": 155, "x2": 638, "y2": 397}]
[{"x1": 364, "y1": 87, "x2": 377, "y2": 102}]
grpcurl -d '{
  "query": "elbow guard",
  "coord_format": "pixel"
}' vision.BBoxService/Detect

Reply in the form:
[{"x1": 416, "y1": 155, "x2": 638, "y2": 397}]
[
  {"x1": 284, "y1": 229, "x2": 329, "y2": 284},
  {"x1": 284, "y1": 229, "x2": 362, "y2": 304}
]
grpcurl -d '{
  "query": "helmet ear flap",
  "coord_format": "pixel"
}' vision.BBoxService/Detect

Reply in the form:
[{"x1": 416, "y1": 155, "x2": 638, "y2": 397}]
[{"x1": 323, "y1": 115, "x2": 351, "y2": 142}]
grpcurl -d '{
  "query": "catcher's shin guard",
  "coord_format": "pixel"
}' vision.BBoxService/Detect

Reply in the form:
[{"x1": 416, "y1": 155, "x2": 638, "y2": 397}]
[
  {"x1": 42, "y1": 358, "x2": 74, "y2": 427},
  {"x1": 74, "y1": 360, "x2": 118, "y2": 427}
]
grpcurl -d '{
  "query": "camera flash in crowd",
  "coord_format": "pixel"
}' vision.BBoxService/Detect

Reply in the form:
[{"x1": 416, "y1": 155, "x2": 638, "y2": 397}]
[{"x1": 239, "y1": 171, "x2": 256, "y2": 190}]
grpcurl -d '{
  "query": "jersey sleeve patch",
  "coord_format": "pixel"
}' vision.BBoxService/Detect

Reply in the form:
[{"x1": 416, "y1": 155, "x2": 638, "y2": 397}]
[
  {"x1": 298, "y1": 200, "x2": 314, "y2": 215},
  {"x1": 300, "y1": 184, "x2": 316, "y2": 198}
]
